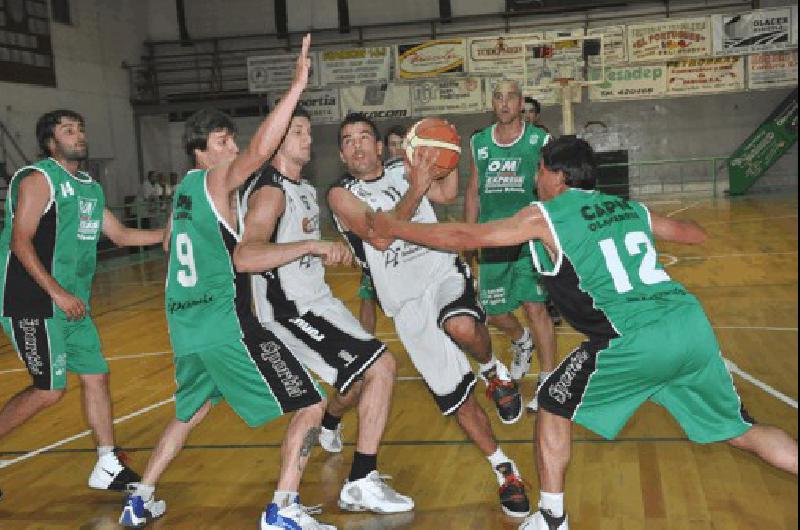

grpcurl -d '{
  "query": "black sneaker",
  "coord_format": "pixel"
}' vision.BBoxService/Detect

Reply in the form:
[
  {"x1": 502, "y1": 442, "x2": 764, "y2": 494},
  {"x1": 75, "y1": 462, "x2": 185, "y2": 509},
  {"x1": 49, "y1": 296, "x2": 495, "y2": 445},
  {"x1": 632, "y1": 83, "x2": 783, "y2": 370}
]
[
  {"x1": 483, "y1": 363, "x2": 522, "y2": 424},
  {"x1": 495, "y1": 462, "x2": 530, "y2": 518},
  {"x1": 88, "y1": 447, "x2": 141, "y2": 491}
]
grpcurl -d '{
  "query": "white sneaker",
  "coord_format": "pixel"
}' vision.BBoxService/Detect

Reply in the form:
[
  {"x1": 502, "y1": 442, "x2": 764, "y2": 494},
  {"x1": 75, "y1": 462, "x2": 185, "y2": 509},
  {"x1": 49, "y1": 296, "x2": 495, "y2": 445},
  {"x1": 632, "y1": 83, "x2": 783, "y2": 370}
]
[
  {"x1": 319, "y1": 424, "x2": 343, "y2": 453},
  {"x1": 509, "y1": 330, "x2": 534, "y2": 381},
  {"x1": 338, "y1": 470, "x2": 414, "y2": 514},
  {"x1": 519, "y1": 509, "x2": 569, "y2": 530},
  {"x1": 88, "y1": 448, "x2": 141, "y2": 491},
  {"x1": 119, "y1": 491, "x2": 166, "y2": 527},
  {"x1": 526, "y1": 376, "x2": 546, "y2": 413},
  {"x1": 261, "y1": 502, "x2": 336, "y2": 530}
]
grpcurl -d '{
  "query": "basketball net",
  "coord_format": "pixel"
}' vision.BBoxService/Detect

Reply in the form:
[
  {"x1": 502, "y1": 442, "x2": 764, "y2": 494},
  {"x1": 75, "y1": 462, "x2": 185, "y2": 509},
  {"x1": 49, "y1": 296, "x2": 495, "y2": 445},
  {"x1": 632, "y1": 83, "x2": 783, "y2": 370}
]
[{"x1": 556, "y1": 77, "x2": 576, "y2": 136}]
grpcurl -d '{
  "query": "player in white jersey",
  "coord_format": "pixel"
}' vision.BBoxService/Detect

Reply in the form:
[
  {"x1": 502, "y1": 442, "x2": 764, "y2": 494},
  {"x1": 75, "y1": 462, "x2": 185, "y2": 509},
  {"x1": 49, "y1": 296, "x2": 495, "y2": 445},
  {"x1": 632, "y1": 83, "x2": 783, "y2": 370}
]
[
  {"x1": 236, "y1": 107, "x2": 413, "y2": 515},
  {"x1": 327, "y1": 112, "x2": 530, "y2": 518}
]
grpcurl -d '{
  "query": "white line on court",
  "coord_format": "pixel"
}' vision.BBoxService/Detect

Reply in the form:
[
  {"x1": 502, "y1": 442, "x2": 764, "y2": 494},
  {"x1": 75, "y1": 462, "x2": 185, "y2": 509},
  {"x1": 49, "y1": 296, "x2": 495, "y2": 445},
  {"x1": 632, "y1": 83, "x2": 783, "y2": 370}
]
[
  {"x1": 703, "y1": 214, "x2": 797, "y2": 226},
  {"x1": 725, "y1": 359, "x2": 798, "y2": 409},
  {"x1": 665, "y1": 199, "x2": 705, "y2": 218},
  {"x1": 0, "y1": 397, "x2": 175, "y2": 470},
  {"x1": 0, "y1": 351, "x2": 170, "y2": 375},
  {"x1": 679, "y1": 251, "x2": 797, "y2": 260}
]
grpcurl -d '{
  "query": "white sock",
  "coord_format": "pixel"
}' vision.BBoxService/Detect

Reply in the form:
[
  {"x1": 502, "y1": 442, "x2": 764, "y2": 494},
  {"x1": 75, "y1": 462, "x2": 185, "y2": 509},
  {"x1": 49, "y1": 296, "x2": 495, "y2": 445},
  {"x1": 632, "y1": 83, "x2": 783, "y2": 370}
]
[
  {"x1": 514, "y1": 328, "x2": 531, "y2": 345},
  {"x1": 539, "y1": 491, "x2": 564, "y2": 518},
  {"x1": 487, "y1": 448, "x2": 509, "y2": 469},
  {"x1": 478, "y1": 355, "x2": 498, "y2": 376},
  {"x1": 134, "y1": 483, "x2": 155, "y2": 501},
  {"x1": 272, "y1": 490, "x2": 297, "y2": 509},
  {"x1": 97, "y1": 446, "x2": 114, "y2": 458}
]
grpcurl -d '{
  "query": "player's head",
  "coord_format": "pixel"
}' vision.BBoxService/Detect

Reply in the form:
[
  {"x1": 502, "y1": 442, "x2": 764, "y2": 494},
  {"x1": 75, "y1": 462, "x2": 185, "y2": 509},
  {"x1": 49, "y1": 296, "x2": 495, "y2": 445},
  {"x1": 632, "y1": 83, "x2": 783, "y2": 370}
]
[
  {"x1": 384, "y1": 124, "x2": 406, "y2": 161},
  {"x1": 338, "y1": 112, "x2": 383, "y2": 178},
  {"x1": 538, "y1": 135, "x2": 596, "y2": 200},
  {"x1": 523, "y1": 97, "x2": 541, "y2": 124},
  {"x1": 275, "y1": 106, "x2": 313, "y2": 168},
  {"x1": 36, "y1": 109, "x2": 87, "y2": 161},
  {"x1": 491, "y1": 79, "x2": 523, "y2": 126},
  {"x1": 183, "y1": 108, "x2": 238, "y2": 169}
]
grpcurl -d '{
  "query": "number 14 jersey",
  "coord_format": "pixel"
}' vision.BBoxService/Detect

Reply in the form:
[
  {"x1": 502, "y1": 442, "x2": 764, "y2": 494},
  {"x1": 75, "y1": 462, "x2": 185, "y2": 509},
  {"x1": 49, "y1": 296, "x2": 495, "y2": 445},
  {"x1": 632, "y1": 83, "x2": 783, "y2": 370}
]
[{"x1": 165, "y1": 169, "x2": 259, "y2": 355}]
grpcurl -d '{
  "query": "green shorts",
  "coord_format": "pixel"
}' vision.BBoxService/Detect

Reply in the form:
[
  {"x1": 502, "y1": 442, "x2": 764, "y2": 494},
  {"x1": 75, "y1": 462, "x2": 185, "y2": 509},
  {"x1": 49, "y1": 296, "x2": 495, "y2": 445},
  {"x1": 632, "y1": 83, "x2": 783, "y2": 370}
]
[
  {"x1": 538, "y1": 304, "x2": 753, "y2": 443},
  {"x1": 358, "y1": 272, "x2": 377, "y2": 301},
  {"x1": 173, "y1": 329, "x2": 325, "y2": 427},
  {"x1": 478, "y1": 245, "x2": 547, "y2": 315},
  {"x1": 1, "y1": 315, "x2": 108, "y2": 390}
]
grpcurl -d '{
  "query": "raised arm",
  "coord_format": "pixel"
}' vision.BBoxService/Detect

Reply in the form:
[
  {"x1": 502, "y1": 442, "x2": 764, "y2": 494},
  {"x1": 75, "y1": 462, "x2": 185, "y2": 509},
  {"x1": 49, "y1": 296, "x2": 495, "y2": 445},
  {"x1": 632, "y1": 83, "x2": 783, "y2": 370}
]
[
  {"x1": 650, "y1": 211, "x2": 707, "y2": 245},
  {"x1": 426, "y1": 165, "x2": 459, "y2": 205},
  {"x1": 328, "y1": 186, "x2": 394, "y2": 251},
  {"x1": 368, "y1": 204, "x2": 554, "y2": 253},
  {"x1": 463, "y1": 144, "x2": 480, "y2": 224},
  {"x1": 102, "y1": 208, "x2": 164, "y2": 247},
  {"x1": 10, "y1": 171, "x2": 85, "y2": 320},
  {"x1": 211, "y1": 34, "x2": 312, "y2": 194}
]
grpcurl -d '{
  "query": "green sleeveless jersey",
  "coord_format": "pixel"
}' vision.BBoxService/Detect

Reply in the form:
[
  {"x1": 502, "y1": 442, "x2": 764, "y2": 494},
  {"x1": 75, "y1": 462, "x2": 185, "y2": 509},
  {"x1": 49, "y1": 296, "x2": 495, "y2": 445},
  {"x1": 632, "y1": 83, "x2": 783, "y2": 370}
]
[
  {"x1": 471, "y1": 122, "x2": 549, "y2": 223},
  {"x1": 165, "y1": 169, "x2": 258, "y2": 354},
  {"x1": 0, "y1": 158, "x2": 104, "y2": 318},
  {"x1": 531, "y1": 189, "x2": 700, "y2": 339}
]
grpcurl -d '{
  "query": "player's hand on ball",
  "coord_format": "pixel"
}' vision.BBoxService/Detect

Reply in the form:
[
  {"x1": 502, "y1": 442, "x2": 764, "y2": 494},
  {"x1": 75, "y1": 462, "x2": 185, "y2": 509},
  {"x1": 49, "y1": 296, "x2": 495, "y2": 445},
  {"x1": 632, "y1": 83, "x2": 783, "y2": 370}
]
[{"x1": 407, "y1": 146, "x2": 438, "y2": 191}]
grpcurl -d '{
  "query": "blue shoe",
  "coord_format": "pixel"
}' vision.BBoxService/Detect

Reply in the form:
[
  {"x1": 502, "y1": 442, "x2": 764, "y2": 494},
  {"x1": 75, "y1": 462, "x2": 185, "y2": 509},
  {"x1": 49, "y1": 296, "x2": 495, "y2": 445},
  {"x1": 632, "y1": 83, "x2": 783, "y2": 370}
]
[
  {"x1": 260, "y1": 502, "x2": 336, "y2": 529},
  {"x1": 119, "y1": 493, "x2": 166, "y2": 528}
]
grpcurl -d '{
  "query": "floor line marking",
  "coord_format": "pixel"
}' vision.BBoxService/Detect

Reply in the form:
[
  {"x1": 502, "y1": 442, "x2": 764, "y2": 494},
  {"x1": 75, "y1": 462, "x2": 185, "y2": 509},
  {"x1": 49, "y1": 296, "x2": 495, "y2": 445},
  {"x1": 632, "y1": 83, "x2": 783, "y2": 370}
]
[
  {"x1": 0, "y1": 397, "x2": 174, "y2": 469},
  {"x1": 725, "y1": 358, "x2": 798, "y2": 409},
  {"x1": 666, "y1": 200, "x2": 705, "y2": 218}
]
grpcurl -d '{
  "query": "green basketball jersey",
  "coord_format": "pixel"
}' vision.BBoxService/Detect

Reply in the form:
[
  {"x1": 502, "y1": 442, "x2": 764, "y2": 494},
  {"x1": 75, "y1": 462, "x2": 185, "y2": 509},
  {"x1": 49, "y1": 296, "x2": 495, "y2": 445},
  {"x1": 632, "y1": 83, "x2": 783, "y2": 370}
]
[
  {"x1": 165, "y1": 169, "x2": 258, "y2": 354},
  {"x1": 471, "y1": 122, "x2": 549, "y2": 223},
  {"x1": 0, "y1": 158, "x2": 104, "y2": 317},
  {"x1": 531, "y1": 189, "x2": 700, "y2": 338}
]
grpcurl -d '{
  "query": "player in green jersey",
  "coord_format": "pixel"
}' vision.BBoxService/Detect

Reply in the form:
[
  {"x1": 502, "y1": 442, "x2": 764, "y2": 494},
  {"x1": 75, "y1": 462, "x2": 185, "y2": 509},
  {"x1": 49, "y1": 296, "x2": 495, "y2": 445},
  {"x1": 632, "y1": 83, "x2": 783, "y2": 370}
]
[
  {"x1": 465, "y1": 79, "x2": 556, "y2": 411},
  {"x1": 119, "y1": 36, "x2": 337, "y2": 530},
  {"x1": 368, "y1": 135, "x2": 798, "y2": 530},
  {"x1": 0, "y1": 109, "x2": 165, "y2": 498}
]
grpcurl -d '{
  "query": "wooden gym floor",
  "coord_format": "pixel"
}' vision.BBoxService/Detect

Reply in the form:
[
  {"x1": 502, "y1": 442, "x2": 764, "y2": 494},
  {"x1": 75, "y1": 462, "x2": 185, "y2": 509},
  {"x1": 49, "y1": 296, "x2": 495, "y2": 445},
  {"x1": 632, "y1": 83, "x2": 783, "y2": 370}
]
[{"x1": 0, "y1": 193, "x2": 796, "y2": 530}]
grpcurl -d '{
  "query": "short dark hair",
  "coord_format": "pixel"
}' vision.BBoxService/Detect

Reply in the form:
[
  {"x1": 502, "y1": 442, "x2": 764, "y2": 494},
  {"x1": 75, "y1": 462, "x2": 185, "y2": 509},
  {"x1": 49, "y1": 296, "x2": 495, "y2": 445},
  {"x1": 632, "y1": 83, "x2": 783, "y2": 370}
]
[
  {"x1": 384, "y1": 124, "x2": 406, "y2": 148},
  {"x1": 338, "y1": 112, "x2": 380, "y2": 148},
  {"x1": 183, "y1": 108, "x2": 237, "y2": 163},
  {"x1": 292, "y1": 105, "x2": 311, "y2": 121},
  {"x1": 524, "y1": 97, "x2": 541, "y2": 115},
  {"x1": 541, "y1": 135, "x2": 596, "y2": 190},
  {"x1": 36, "y1": 109, "x2": 84, "y2": 156}
]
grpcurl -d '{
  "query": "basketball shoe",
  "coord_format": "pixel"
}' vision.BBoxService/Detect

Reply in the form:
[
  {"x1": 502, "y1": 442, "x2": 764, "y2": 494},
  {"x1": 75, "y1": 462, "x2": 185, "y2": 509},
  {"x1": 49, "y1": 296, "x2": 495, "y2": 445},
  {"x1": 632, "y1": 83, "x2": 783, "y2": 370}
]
[
  {"x1": 261, "y1": 501, "x2": 336, "y2": 530},
  {"x1": 495, "y1": 461, "x2": 530, "y2": 518},
  {"x1": 519, "y1": 509, "x2": 569, "y2": 529},
  {"x1": 318, "y1": 424, "x2": 343, "y2": 453},
  {"x1": 338, "y1": 471, "x2": 414, "y2": 513},
  {"x1": 119, "y1": 490, "x2": 166, "y2": 527},
  {"x1": 482, "y1": 361, "x2": 523, "y2": 424},
  {"x1": 88, "y1": 447, "x2": 141, "y2": 491},
  {"x1": 509, "y1": 329, "x2": 534, "y2": 380}
]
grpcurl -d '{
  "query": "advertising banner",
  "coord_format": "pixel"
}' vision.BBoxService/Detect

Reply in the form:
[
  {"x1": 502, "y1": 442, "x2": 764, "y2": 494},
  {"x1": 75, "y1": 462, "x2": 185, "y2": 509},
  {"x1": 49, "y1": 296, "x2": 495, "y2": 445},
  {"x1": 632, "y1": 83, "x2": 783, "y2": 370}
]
[
  {"x1": 319, "y1": 46, "x2": 391, "y2": 86},
  {"x1": 747, "y1": 51, "x2": 798, "y2": 89},
  {"x1": 247, "y1": 52, "x2": 320, "y2": 92},
  {"x1": 713, "y1": 8, "x2": 793, "y2": 55},
  {"x1": 588, "y1": 64, "x2": 667, "y2": 101},
  {"x1": 270, "y1": 88, "x2": 340, "y2": 124},
  {"x1": 588, "y1": 25, "x2": 626, "y2": 65},
  {"x1": 467, "y1": 33, "x2": 543, "y2": 79},
  {"x1": 627, "y1": 17, "x2": 712, "y2": 62},
  {"x1": 396, "y1": 39, "x2": 467, "y2": 79},
  {"x1": 340, "y1": 83, "x2": 412, "y2": 120},
  {"x1": 666, "y1": 57, "x2": 745, "y2": 95},
  {"x1": 411, "y1": 77, "x2": 484, "y2": 116}
]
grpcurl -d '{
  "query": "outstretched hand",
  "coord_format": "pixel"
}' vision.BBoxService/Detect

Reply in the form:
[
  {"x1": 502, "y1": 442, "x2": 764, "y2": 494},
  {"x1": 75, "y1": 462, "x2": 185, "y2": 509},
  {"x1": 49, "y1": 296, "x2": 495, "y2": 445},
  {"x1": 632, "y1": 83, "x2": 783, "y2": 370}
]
[{"x1": 292, "y1": 33, "x2": 312, "y2": 91}]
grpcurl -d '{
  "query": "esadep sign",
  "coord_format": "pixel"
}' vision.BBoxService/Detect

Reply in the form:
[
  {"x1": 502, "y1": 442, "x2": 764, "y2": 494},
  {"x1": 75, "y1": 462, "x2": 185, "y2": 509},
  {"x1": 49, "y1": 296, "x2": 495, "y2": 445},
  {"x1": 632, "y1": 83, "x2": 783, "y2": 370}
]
[{"x1": 397, "y1": 40, "x2": 466, "y2": 79}]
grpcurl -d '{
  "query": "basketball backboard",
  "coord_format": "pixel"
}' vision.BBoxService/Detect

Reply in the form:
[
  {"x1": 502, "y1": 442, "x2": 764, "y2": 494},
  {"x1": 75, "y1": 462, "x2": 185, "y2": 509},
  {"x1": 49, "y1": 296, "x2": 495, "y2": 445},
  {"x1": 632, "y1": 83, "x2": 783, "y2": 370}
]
[{"x1": 522, "y1": 34, "x2": 605, "y2": 88}]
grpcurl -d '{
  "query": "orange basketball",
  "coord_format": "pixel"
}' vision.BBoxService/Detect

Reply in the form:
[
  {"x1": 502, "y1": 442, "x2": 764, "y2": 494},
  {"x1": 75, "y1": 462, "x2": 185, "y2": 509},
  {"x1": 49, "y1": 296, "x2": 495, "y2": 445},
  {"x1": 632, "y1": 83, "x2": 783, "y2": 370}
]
[{"x1": 403, "y1": 118, "x2": 461, "y2": 179}]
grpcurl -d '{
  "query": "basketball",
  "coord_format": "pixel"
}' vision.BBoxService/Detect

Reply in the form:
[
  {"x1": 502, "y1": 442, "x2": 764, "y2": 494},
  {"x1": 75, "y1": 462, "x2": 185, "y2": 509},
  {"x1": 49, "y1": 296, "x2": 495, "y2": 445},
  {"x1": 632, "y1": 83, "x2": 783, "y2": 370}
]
[{"x1": 403, "y1": 118, "x2": 461, "y2": 178}]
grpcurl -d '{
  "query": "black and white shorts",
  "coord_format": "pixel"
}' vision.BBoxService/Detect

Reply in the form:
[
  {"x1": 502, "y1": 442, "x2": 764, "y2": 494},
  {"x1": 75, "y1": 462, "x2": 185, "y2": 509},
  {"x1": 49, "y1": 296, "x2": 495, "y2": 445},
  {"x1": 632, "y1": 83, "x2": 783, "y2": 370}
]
[
  {"x1": 266, "y1": 296, "x2": 386, "y2": 394},
  {"x1": 395, "y1": 258, "x2": 485, "y2": 416}
]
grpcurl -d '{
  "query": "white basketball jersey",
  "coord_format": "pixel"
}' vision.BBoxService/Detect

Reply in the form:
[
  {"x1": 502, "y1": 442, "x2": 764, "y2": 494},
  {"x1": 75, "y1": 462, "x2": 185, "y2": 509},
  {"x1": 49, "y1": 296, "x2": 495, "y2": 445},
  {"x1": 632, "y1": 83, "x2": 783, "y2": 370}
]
[
  {"x1": 332, "y1": 163, "x2": 456, "y2": 316},
  {"x1": 242, "y1": 166, "x2": 331, "y2": 322}
]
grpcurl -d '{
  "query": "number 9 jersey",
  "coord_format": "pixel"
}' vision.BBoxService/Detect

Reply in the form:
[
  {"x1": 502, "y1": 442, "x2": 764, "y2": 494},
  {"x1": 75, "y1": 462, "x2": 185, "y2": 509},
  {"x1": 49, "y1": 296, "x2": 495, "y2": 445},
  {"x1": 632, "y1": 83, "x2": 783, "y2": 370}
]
[{"x1": 165, "y1": 169, "x2": 260, "y2": 355}]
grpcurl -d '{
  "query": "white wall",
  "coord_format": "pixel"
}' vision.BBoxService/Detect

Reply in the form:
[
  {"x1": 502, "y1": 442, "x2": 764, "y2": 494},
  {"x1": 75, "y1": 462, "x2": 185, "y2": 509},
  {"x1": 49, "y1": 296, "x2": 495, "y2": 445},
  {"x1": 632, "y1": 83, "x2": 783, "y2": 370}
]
[{"x1": 1, "y1": 0, "x2": 147, "y2": 206}]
